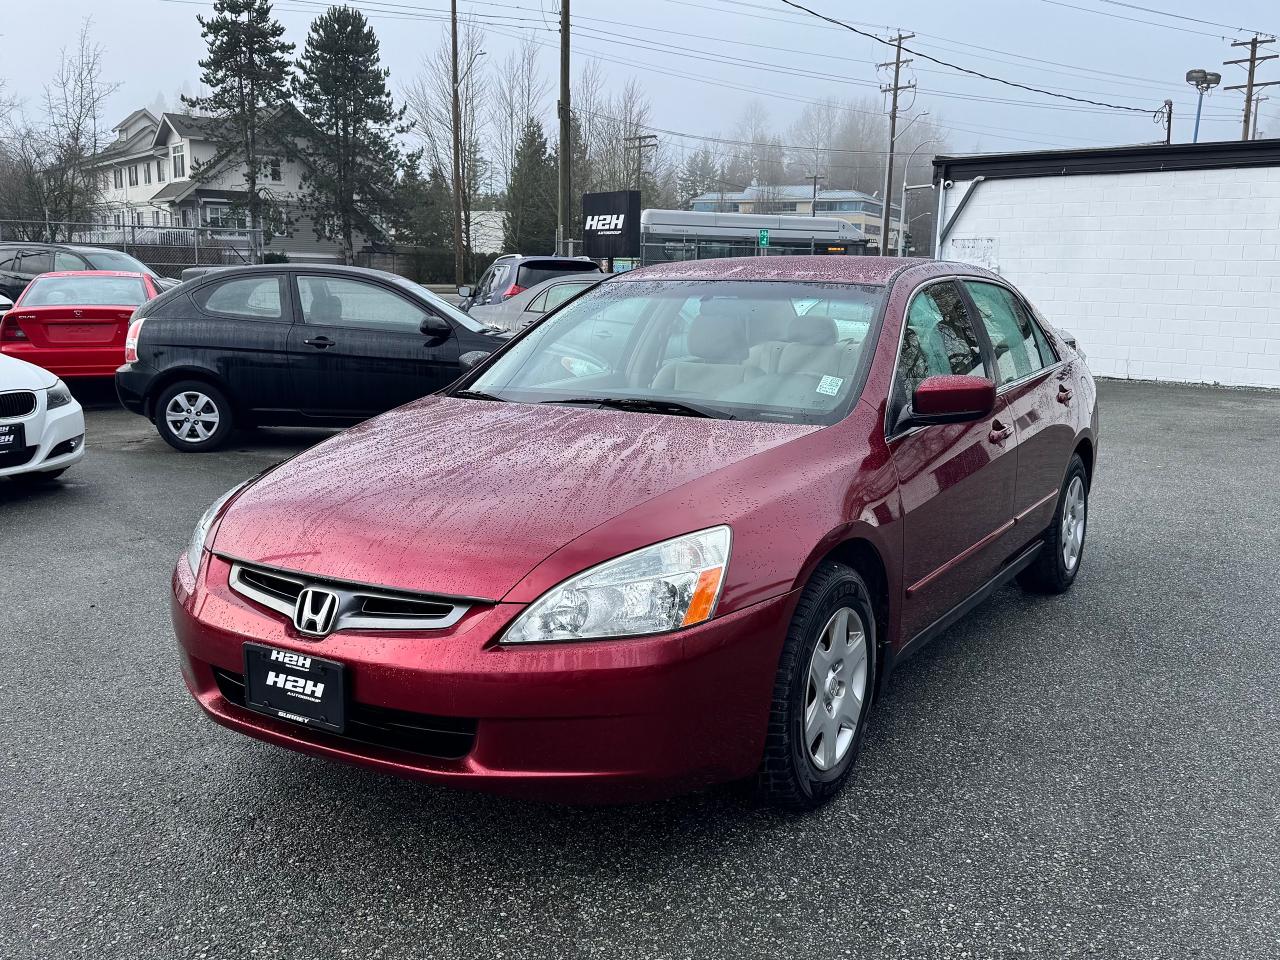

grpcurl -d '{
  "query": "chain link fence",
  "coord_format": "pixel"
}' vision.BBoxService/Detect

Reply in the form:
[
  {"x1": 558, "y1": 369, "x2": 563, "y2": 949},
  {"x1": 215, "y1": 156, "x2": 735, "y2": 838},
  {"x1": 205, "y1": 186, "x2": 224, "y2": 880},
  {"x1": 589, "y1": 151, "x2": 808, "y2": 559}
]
[{"x1": 0, "y1": 220, "x2": 264, "y2": 278}]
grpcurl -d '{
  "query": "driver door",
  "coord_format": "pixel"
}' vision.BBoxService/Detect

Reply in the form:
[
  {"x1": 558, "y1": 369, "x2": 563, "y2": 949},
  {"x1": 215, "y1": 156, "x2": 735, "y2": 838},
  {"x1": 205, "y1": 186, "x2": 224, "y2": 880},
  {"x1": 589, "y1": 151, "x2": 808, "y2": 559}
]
[
  {"x1": 887, "y1": 280, "x2": 1019, "y2": 641},
  {"x1": 288, "y1": 274, "x2": 459, "y2": 420}
]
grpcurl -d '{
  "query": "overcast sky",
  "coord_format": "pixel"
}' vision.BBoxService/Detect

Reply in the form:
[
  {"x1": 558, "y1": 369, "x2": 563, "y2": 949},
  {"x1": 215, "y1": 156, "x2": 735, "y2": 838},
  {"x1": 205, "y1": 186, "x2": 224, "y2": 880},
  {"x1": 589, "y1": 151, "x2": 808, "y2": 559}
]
[{"x1": 5, "y1": 0, "x2": 1279, "y2": 162}]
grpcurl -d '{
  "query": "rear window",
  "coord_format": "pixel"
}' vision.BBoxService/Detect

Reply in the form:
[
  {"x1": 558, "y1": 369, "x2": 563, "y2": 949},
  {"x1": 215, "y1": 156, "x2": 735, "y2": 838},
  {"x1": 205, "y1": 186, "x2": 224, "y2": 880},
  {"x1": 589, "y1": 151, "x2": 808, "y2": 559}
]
[
  {"x1": 81, "y1": 250, "x2": 156, "y2": 275},
  {"x1": 22, "y1": 275, "x2": 149, "y2": 307},
  {"x1": 516, "y1": 261, "x2": 601, "y2": 289},
  {"x1": 194, "y1": 275, "x2": 284, "y2": 319}
]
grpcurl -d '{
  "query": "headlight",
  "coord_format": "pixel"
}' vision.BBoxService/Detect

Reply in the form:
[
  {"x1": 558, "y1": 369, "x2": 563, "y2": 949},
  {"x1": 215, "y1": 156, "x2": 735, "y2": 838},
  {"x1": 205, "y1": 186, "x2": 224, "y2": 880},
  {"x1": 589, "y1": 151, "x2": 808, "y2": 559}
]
[
  {"x1": 503, "y1": 526, "x2": 731, "y2": 644},
  {"x1": 46, "y1": 380, "x2": 73, "y2": 409},
  {"x1": 186, "y1": 483, "x2": 247, "y2": 576}
]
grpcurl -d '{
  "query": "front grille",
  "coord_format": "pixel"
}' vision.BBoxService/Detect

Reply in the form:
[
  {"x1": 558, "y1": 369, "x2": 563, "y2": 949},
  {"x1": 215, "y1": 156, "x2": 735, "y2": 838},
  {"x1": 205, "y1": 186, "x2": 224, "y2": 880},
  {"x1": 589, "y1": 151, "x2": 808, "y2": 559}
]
[
  {"x1": 0, "y1": 391, "x2": 36, "y2": 419},
  {"x1": 211, "y1": 667, "x2": 477, "y2": 760},
  {"x1": 0, "y1": 445, "x2": 36, "y2": 469},
  {"x1": 227, "y1": 560, "x2": 471, "y2": 633}
]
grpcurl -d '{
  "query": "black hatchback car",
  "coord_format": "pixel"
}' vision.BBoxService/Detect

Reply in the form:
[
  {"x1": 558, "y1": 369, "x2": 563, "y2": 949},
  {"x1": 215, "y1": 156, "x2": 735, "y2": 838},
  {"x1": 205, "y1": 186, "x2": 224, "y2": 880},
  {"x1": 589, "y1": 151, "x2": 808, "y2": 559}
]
[
  {"x1": 115, "y1": 264, "x2": 507, "y2": 451},
  {"x1": 0, "y1": 243, "x2": 177, "y2": 301}
]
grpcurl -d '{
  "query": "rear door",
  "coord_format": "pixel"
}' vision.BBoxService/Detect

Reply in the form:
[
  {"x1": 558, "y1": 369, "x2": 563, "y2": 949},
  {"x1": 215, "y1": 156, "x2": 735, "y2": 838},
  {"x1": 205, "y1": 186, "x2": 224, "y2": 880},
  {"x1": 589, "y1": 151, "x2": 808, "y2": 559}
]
[
  {"x1": 960, "y1": 280, "x2": 1077, "y2": 543},
  {"x1": 288, "y1": 273, "x2": 461, "y2": 419},
  {"x1": 887, "y1": 279, "x2": 1019, "y2": 641},
  {"x1": 188, "y1": 272, "x2": 294, "y2": 415}
]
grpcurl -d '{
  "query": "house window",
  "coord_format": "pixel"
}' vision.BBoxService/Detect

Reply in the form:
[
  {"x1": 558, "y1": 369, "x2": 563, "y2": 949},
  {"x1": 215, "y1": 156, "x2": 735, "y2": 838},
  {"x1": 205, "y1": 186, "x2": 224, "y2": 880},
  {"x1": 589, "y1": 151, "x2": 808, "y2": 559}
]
[
  {"x1": 113, "y1": 213, "x2": 122, "y2": 227},
  {"x1": 113, "y1": 169, "x2": 123, "y2": 189},
  {"x1": 135, "y1": 211, "x2": 145, "y2": 226},
  {"x1": 152, "y1": 211, "x2": 160, "y2": 226},
  {"x1": 156, "y1": 160, "x2": 166, "y2": 182},
  {"x1": 128, "y1": 165, "x2": 139, "y2": 187},
  {"x1": 144, "y1": 163, "x2": 152, "y2": 185},
  {"x1": 172, "y1": 144, "x2": 186, "y2": 179},
  {"x1": 270, "y1": 160, "x2": 281, "y2": 182}
]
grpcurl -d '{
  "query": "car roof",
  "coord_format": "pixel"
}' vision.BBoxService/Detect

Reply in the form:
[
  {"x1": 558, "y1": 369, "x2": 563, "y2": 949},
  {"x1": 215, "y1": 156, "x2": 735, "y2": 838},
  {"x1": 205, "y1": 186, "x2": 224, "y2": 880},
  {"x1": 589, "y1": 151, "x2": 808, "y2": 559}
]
[
  {"x1": 32, "y1": 270, "x2": 148, "y2": 279},
  {"x1": 617, "y1": 255, "x2": 936, "y2": 285}
]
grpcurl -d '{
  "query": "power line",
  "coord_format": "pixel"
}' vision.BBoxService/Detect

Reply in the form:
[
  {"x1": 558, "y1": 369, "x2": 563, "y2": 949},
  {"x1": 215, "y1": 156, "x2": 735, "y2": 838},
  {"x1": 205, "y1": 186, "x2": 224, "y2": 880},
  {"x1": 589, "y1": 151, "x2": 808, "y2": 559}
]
[
  {"x1": 1033, "y1": 0, "x2": 1235, "y2": 38},
  {"x1": 1085, "y1": 0, "x2": 1273, "y2": 36},
  {"x1": 777, "y1": 0, "x2": 1158, "y2": 114}
]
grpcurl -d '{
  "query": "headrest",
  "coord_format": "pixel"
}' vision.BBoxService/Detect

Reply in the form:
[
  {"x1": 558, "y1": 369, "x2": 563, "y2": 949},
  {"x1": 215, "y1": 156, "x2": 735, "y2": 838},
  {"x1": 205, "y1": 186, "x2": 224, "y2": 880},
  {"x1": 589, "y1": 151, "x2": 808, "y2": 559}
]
[
  {"x1": 689, "y1": 300, "x2": 749, "y2": 362},
  {"x1": 787, "y1": 312, "x2": 837, "y2": 345}
]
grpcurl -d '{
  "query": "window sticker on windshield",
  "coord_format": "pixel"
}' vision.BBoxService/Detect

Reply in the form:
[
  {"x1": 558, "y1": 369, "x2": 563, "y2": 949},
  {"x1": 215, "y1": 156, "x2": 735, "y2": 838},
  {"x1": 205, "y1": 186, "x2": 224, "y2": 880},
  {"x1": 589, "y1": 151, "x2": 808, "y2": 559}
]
[{"x1": 816, "y1": 375, "x2": 843, "y2": 396}]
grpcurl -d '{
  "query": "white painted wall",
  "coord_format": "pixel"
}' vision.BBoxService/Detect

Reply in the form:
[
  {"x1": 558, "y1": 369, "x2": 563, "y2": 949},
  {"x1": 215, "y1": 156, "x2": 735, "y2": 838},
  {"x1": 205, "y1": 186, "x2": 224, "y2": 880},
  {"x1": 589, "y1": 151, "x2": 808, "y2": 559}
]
[{"x1": 938, "y1": 167, "x2": 1280, "y2": 388}]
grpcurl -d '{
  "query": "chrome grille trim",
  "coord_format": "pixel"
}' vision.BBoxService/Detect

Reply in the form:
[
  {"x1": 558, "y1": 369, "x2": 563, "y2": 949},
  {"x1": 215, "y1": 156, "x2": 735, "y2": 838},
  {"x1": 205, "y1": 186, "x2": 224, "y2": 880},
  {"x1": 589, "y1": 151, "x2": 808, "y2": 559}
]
[{"x1": 228, "y1": 561, "x2": 471, "y2": 632}]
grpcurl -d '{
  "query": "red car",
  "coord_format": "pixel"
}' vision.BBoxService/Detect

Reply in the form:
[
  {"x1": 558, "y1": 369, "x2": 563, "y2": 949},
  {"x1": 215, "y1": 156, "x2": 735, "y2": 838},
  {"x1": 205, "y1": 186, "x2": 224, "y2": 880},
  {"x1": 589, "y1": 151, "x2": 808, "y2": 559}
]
[
  {"x1": 173, "y1": 257, "x2": 1098, "y2": 808},
  {"x1": 0, "y1": 270, "x2": 161, "y2": 378}
]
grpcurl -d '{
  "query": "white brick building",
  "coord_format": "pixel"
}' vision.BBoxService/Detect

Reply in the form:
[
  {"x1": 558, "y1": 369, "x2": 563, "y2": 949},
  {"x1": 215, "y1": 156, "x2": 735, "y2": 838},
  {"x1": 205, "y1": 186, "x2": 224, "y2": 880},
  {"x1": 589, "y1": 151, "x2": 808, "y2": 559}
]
[{"x1": 933, "y1": 141, "x2": 1280, "y2": 389}]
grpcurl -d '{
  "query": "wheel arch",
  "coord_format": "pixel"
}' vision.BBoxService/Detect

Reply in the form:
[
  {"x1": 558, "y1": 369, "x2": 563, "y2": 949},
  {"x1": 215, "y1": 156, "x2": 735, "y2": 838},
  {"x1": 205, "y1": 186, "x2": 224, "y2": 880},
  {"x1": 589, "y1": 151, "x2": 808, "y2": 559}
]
[
  {"x1": 143, "y1": 366, "x2": 236, "y2": 420},
  {"x1": 1074, "y1": 435, "x2": 1095, "y2": 486}
]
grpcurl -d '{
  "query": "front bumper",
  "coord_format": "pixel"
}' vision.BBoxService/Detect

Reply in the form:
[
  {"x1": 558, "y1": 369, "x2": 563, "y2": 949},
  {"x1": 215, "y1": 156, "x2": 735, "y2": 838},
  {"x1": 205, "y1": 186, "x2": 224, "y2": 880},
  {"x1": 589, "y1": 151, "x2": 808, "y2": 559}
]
[
  {"x1": 174, "y1": 554, "x2": 798, "y2": 802},
  {"x1": 0, "y1": 390, "x2": 85, "y2": 478}
]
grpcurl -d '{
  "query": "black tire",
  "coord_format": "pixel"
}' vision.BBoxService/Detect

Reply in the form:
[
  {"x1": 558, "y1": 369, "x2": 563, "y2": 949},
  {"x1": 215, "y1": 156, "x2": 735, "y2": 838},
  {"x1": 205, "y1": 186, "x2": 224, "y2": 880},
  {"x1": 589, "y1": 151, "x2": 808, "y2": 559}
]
[
  {"x1": 154, "y1": 380, "x2": 234, "y2": 453},
  {"x1": 1018, "y1": 453, "x2": 1089, "y2": 594},
  {"x1": 757, "y1": 561, "x2": 878, "y2": 810}
]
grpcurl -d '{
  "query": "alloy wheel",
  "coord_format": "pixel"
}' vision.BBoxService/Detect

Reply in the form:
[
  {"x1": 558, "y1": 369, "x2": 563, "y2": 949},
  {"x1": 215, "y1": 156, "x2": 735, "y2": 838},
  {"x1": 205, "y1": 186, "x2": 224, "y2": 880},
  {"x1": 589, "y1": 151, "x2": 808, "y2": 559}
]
[
  {"x1": 164, "y1": 391, "x2": 221, "y2": 443},
  {"x1": 1061, "y1": 475, "x2": 1087, "y2": 571},
  {"x1": 804, "y1": 607, "x2": 869, "y2": 771}
]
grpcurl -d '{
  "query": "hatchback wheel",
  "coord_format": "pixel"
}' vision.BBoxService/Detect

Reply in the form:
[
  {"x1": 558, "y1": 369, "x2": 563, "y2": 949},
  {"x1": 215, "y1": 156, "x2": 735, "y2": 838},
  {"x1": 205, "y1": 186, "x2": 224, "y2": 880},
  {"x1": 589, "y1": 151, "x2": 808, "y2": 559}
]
[
  {"x1": 155, "y1": 381, "x2": 234, "y2": 452},
  {"x1": 758, "y1": 561, "x2": 876, "y2": 810},
  {"x1": 1018, "y1": 453, "x2": 1089, "y2": 594}
]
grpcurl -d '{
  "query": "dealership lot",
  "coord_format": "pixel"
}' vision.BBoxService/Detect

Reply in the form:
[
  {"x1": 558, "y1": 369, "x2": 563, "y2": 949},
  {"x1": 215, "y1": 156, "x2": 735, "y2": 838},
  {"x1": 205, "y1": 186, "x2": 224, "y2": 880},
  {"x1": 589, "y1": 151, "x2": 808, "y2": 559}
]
[{"x1": 1, "y1": 380, "x2": 1277, "y2": 959}]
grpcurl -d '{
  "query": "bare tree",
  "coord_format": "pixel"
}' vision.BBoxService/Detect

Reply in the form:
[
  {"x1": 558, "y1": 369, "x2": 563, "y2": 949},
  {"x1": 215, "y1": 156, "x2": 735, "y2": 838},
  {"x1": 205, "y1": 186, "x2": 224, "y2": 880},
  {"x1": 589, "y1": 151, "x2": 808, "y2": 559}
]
[
  {"x1": 489, "y1": 37, "x2": 550, "y2": 195},
  {"x1": 0, "y1": 20, "x2": 117, "y2": 237},
  {"x1": 405, "y1": 18, "x2": 488, "y2": 264}
]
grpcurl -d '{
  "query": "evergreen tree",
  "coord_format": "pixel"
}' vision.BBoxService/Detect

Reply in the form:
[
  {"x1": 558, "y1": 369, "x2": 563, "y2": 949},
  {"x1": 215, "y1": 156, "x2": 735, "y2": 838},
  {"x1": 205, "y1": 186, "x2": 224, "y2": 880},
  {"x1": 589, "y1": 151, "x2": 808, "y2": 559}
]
[
  {"x1": 502, "y1": 119, "x2": 557, "y2": 254},
  {"x1": 678, "y1": 147, "x2": 721, "y2": 208},
  {"x1": 393, "y1": 161, "x2": 453, "y2": 250},
  {"x1": 184, "y1": 0, "x2": 294, "y2": 249},
  {"x1": 292, "y1": 5, "x2": 409, "y2": 264}
]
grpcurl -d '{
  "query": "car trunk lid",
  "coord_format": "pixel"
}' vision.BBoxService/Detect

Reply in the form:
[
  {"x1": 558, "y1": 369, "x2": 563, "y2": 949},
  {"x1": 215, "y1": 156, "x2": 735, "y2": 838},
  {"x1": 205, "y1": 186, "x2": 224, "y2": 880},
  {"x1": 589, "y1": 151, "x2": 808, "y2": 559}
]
[{"x1": 7, "y1": 306, "x2": 135, "y2": 348}]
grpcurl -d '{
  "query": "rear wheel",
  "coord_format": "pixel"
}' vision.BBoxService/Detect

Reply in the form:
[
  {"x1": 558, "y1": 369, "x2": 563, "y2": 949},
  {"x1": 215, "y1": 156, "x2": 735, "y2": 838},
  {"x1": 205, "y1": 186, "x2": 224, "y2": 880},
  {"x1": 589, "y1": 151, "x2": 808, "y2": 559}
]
[
  {"x1": 154, "y1": 381, "x2": 234, "y2": 453},
  {"x1": 1018, "y1": 454, "x2": 1089, "y2": 594},
  {"x1": 757, "y1": 562, "x2": 877, "y2": 810}
]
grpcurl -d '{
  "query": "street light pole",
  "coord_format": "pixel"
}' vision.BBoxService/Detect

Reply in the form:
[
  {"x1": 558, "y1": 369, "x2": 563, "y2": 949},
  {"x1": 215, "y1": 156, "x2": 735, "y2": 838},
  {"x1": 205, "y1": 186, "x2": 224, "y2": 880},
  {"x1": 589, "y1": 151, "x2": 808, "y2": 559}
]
[
  {"x1": 899, "y1": 137, "x2": 939, "y2": 257},
  {"x1": 1185, "y1": 68, "x2": 1222, "y2": 144}
]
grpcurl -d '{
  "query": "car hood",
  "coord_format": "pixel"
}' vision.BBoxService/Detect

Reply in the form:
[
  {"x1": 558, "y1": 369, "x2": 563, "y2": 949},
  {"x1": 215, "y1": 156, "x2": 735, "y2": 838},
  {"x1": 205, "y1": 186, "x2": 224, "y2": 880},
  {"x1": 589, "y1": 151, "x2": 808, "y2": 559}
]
[
  {"x1": 0, "y1": 353, "x2": 57, "y2": 389},
  {"x1": 212, "y1": 396, "x2": 817, "y2": 600}
]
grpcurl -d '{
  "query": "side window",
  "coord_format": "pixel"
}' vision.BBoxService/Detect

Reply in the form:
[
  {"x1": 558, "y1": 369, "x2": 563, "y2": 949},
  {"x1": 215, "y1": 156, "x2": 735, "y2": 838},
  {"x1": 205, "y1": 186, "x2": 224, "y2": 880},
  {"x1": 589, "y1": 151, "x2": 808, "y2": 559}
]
[
  {"x1": 194, "y1": 275, "x2": 284, "y2": 320},
  {"x1": 895, "y1": 281, "x2": 984, "y2": 415},
  {"x1": 963, "y1": 281, "x2": 1048, "y2": 386},
  {"x1": 53, "y1": 252, "x2": 88, "y2": 271},
  {"x1": 297, "y1": 276, "x2": 429, "y2": 332},
  {"x1": 470, "y1": 265, "x2": 494, "y2": 300},
  {"x1": 543, "y1": 283, "x2": 586, "y2": 312},
  {"x1": 18, "y1": 251, "x2": 53, "y2": 275},
  {"x1": 0, "y1": 250, "x2": 17, "y2": 271},
  {"x1": 525, "y1": 290, "x2": 551, "y2": 312}
]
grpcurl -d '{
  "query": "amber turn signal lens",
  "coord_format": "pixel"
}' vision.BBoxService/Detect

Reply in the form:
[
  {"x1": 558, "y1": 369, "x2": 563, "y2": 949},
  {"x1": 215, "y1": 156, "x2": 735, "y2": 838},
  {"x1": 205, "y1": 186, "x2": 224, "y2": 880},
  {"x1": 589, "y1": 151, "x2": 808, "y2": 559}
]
[{"x1": 682, "y1": 566, "x2": 725, "y2": 627}]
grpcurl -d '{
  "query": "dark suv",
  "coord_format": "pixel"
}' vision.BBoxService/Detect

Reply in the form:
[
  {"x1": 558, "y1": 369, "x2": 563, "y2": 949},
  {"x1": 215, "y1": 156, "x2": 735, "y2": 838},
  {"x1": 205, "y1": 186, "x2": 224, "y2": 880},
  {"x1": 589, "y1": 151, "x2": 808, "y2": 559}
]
[
  {"x1": 458, "y1": 255, "x2": 602, "y2": 312},
  {"x1": 0, "y1": 243, "x2": 176, "y2": 301},
  {"x1": 115, "y1": 264, "x2": 507, "y2": 452}
]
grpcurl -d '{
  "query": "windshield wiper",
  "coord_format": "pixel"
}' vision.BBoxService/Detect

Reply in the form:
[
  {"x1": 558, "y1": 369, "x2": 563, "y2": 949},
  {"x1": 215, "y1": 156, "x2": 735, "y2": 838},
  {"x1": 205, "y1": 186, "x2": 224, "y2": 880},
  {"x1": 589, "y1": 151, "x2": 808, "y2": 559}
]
[
  {"x1": 541, "y1": 397, "x2": 733, "y2": 419},
  {"x1": 452, "y1": 389, "x2": 506, "y2": 402}
]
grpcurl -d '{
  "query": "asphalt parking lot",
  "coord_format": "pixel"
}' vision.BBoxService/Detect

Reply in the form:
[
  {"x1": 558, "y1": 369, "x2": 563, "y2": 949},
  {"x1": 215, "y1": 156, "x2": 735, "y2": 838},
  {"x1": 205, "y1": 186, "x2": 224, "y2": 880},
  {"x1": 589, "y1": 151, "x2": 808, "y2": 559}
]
[{"x1": 2, "y1": 379, "x2": 1278, "y2": 960}]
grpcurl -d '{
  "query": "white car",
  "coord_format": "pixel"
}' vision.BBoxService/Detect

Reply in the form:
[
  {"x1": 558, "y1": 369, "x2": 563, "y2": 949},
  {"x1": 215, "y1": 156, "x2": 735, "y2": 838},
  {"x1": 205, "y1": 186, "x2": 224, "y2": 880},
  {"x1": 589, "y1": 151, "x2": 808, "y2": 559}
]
[{"x1": 0, "y1": 353, "x2": 85, "y2": 483}]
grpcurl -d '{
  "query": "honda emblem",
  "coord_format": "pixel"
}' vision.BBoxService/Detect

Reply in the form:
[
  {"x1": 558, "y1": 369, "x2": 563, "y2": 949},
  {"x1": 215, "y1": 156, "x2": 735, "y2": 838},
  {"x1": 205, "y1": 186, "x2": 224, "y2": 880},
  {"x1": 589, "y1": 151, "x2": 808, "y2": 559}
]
[{"x1": 293, "y1": 587, "x2": 339, "y2": 636}]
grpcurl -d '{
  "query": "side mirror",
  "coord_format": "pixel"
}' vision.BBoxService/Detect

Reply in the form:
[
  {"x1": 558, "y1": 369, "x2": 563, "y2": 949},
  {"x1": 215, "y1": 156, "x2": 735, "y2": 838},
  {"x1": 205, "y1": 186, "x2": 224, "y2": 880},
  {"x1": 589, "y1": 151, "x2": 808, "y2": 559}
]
[
  {"x1": 457, "y1": 285, "x2": 473, "y2": 299},
  {"x1": 420, "y1": 313, "x2": 452, "y2": 342},
  {"x1": 458, "y1": 350, "x2": 491, "y2": 371},
  {"x1": 909, "y1": 375, "x2": 995, "y2": 426}
]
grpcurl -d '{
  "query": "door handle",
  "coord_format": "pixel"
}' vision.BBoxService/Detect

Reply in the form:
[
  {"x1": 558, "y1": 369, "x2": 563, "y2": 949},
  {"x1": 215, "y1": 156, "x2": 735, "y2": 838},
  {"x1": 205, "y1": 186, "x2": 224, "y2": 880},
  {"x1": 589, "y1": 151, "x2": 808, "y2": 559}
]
[
  {"x1": 1057, "y1": 384, "x2": 1073, "y2": 405},
  {"x1": 304, "y1": 336, "x2": 334, "y2": 348},
  {"x1": 988, "y1": 420, "x2": 1013, "y2": 445}
]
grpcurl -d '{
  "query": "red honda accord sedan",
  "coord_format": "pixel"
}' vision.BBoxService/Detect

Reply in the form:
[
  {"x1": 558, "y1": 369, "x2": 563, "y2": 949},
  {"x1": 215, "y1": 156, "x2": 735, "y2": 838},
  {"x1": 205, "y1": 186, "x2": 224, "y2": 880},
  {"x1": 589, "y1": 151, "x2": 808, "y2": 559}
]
[
  {"x1": 0, "y1": 270, "x2": 161, "y2": 378},
  {"x1": 173, "y1": 257, "x2": 1098, "y2": 808}
]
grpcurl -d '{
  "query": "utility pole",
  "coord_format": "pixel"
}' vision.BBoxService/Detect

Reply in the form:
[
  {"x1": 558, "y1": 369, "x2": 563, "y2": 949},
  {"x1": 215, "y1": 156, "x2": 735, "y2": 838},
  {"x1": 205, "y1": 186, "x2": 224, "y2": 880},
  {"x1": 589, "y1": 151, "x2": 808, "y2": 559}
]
[
  {"x1": 557, "y1": 0, "x2": 571, "y2": 255},
  {"x1": 1162, "y1": 99, "x2": 1173, "y2": 145},
  {"x1": 805, "y1": 173, "x2": 825, "y2": 216},
  {"x1": 623, "y1": 133, "x2": 658, "y2": 193},
  {"x1": 1252, "y1": 94, "x2": 1268, "y2": 138},
  {"x1": 1224, "y1": 35, "x2": 1278, "y2": 141},
  {"x1": 449, "y1": 0, "x2": 464, "y2": 285},
  {"x1": 878, "y1": 32, "x2": 914, "y2": 255}
]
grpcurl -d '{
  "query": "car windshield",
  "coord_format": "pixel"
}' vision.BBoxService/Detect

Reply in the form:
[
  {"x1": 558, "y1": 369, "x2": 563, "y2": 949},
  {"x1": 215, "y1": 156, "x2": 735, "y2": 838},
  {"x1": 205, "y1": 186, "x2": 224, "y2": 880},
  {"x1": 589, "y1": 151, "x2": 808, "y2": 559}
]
[
  {"x1": 80, "y1": 249, "x2": 157, "y2": 276},
  {"x1": 464, "y1": 279, "x2": 885, "y2": 424},
  {"x1": 23, "y1": 275, "x2": 148, "y2": 307}
]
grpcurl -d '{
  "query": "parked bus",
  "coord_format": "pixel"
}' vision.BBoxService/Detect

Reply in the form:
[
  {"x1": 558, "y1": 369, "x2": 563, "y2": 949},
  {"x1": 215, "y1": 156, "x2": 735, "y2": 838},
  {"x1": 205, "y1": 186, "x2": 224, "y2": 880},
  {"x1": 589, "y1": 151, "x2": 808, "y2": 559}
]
[{"x1": 639, "y1": 209, "x2": 870, "y2": 266}]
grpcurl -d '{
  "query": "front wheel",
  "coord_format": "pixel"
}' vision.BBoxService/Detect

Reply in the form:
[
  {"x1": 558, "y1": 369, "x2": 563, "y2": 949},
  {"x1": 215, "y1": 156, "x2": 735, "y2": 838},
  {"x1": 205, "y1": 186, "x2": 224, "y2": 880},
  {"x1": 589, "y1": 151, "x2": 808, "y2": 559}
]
[
  {"x1": 757, "y1": 562, "x2": 877, "y2": 810},
  {"x1": 154, "y1": 381, "x2": 234, "y2": 452},
  {"x1": 1019, "y1": 454, "x2": 1089, "y2": 594}
]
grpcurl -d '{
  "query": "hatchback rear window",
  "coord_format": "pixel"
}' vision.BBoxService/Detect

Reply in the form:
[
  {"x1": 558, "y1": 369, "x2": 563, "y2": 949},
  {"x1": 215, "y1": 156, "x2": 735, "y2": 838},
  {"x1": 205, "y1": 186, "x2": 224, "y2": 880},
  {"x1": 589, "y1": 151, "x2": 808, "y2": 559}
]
[
  {"x1": 23, "y1": 275, "x2": 148, "y2": 307},
  {"x1": 516, "y1": 262, "x2": 601, "y2": 289}
]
